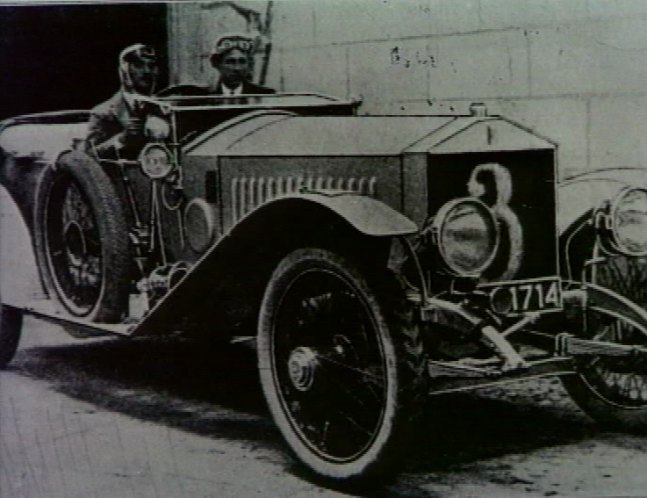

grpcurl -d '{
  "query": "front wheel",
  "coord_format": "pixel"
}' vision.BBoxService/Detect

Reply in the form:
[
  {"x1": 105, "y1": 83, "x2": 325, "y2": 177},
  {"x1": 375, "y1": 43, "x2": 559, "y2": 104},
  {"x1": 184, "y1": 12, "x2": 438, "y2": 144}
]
[
  {"x1": 562, "y1": 254, "x2": 647, "y2": 430},
  {"x1": 257, "y1": 248, "x2": 426, "y2": 483}
]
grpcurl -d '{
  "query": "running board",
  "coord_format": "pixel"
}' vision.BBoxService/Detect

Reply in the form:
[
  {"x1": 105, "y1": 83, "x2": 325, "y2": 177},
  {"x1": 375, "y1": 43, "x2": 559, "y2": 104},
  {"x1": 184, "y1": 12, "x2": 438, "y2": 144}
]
[{"x1": 21, "y1": 299, "x2": 134, "y2": 336}]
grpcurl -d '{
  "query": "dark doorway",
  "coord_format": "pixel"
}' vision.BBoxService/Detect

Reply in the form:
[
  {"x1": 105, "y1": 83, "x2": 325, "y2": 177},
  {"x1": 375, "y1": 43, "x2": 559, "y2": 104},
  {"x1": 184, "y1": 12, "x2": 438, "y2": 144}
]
[{"x1": 0, "y1": 3, "x2": 167, "y2": 120}]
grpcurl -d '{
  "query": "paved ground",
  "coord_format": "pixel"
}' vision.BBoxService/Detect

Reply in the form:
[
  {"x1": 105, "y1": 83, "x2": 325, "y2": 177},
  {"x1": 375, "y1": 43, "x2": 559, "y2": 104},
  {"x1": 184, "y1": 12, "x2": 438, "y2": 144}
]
[
  {"x1": 3, "y1": 187, "x2": 647, "y2": 497},
  {"x1": 0, "y1": 319, "x2": 348, "y2": 498},
  {"x1": 3, "y1": 318, "x2": 647, "y2": 497}
]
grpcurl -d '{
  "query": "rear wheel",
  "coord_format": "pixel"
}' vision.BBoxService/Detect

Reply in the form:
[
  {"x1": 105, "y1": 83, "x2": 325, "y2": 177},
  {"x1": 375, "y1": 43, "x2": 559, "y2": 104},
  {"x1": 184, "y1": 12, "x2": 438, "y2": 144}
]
[
  {"x1": 0, "y1": 304, "x2": 23, "y2": 369},
  {"x1": 257, "y1": 248, "x2": 426, "y2": 483},
  {"x1": 562, "y1": 250, "x2": 647, "y2": 430},
  {"x1": 34, "y1": 151, "x2": 130, "y2": 322}
]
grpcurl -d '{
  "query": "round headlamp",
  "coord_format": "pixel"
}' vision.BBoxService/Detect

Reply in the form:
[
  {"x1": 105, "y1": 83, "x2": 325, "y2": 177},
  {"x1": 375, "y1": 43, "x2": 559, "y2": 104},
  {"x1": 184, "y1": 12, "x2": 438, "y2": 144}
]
[
  {"x1": 606, "y1": 187, "x2": 647, "y2": 256},
  {"x1": 432, "y1": 198, "x2": 500, "y2": 277},
  {"x1": 138, "y1": 143, "x2": 174, "y2": 179}
]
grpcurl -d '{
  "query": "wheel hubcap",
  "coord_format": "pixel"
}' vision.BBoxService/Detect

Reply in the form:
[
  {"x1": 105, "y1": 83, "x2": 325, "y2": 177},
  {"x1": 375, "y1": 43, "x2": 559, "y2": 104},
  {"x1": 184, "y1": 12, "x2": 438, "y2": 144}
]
[
  {"x1": 270, "y1": 268, "x2": 389, "y2": 461},
  {"x1": 287, "y1": 347, "x2": 318, "y2": 392}
]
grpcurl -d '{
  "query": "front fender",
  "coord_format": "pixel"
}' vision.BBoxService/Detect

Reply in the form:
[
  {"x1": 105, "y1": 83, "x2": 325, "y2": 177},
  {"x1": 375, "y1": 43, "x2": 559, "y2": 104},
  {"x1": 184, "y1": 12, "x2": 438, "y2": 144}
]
[
  {"x1": 251, "y1": 193, "x2": 418, "y2": 237},
  {"x1": 129, "y1": 193, "x2": 418, "y2": 336}
]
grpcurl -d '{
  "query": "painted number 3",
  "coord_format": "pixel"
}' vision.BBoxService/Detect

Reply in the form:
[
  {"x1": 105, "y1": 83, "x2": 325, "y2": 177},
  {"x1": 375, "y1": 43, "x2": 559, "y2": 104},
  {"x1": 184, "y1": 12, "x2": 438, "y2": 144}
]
[{"x1": 467, "y1": 163, "x2": 523, "y2": 280}]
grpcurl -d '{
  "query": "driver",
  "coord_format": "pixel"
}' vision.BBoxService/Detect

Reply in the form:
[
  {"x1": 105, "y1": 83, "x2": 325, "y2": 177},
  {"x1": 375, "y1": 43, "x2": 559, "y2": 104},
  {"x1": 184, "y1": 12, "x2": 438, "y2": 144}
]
[{"x1": 86, "y1": 43, "x2": 159, "y2": 157}]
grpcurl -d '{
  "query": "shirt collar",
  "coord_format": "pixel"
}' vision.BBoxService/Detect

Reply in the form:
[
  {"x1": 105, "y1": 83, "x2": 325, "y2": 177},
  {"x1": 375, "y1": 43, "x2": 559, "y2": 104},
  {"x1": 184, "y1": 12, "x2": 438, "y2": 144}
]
[
  {"x1": 122, "y1": 90, "x2": 137, "y2": 110},
  {"x1": 221, "y1": 82, "x2": 243, "y2": 96}
]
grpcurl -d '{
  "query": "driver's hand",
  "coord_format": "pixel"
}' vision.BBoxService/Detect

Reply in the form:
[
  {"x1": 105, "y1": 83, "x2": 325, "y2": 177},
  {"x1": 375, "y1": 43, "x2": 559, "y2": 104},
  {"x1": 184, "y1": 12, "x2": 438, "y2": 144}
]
[{"x1": 145, "y1": 115, "x2": 170, "y2": 140}]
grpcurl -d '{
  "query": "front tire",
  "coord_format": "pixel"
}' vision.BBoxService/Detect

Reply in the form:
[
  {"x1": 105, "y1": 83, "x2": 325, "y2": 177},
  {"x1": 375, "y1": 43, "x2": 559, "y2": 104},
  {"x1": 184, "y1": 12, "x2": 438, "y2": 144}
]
[{"x1": 257, "y1": 248, "x2": 426, "y2": 483}]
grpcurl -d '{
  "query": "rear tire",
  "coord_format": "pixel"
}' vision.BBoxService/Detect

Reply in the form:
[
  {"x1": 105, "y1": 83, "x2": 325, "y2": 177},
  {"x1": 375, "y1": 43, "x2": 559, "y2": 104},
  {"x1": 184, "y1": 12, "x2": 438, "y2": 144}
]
[
  {"x1": 257, "y1": 247, "x2": 426, "y2": 484},
  {"x1": 34, "y1": 150, "x2": 130, "y2": 322}
]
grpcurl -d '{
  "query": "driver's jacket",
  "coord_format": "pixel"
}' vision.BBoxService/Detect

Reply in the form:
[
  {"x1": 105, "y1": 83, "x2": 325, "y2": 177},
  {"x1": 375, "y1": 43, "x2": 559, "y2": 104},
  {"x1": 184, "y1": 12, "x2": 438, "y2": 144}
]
[{"x1": 86, "y1": 91, "x2": 142, "y2": 158}]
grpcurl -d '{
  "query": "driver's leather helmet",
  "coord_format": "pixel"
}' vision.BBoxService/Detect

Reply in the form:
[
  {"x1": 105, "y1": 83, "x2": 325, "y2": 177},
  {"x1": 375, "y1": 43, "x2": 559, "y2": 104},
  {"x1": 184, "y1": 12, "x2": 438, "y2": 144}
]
[{"x1": 119, "y1": 43, "x2": 158, "y2": 95}]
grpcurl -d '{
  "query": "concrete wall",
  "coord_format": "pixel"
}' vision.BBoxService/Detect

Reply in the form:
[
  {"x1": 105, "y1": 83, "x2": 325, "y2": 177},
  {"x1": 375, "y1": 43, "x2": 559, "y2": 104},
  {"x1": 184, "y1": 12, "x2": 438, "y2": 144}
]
[{"x1": 169, "y1": 0, "x2": 647, "y2": 178}]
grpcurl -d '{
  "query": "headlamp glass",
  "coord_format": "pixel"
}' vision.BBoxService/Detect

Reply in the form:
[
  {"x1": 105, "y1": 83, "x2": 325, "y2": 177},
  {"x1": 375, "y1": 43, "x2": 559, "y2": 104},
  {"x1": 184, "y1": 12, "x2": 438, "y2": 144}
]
[
  {"x1": 138, "y1": 143, "x2": 174, "y2": 180},
  {"x1": 433, "y1": 198, "x2": 499, "y2": 276},
  {"x1": 611, "y1": 187, "x2": 647, "y2": 256}
]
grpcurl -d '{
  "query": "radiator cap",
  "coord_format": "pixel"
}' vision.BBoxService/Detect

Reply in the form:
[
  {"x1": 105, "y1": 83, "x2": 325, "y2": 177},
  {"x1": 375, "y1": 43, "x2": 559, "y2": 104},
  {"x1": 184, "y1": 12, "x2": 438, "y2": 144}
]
[{"x1": 469, "y1": 102, "x2": 488, "y2": 117}]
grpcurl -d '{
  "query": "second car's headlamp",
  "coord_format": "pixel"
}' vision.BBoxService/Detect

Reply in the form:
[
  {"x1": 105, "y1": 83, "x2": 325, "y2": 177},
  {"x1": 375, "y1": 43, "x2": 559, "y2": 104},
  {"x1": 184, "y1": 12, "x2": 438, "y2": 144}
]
[
  {"x1": 138, "y1": 143, "x2": 174, "y2": 179},
  {"x1": 600, "y1": 186, "x2": 647, "y2": 256},
  {"x1": 431, "y1": 197, "x2": 500, "y2": 277}
]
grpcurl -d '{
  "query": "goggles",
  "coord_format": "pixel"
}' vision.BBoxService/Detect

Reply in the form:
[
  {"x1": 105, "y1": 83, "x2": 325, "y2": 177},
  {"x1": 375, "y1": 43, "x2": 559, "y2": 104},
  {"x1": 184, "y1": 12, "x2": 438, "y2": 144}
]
[
  {"x1": 212, "y1": 36, "x2": 254, "y2": 56},
  {"x1": 120, "y1": 43, "x2": 157, "y2": 65}
]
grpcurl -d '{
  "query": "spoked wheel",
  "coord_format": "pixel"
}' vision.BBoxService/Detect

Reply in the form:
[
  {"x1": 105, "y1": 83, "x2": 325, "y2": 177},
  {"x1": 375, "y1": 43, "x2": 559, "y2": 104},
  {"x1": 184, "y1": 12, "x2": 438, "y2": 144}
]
[
  {"x1": 258, "y1": 248, "x2": 426, "y2": 483},
  {"x1": 563, "y1": 251, "x2": 647, "y2": 429},
  {"x1": 34, "y1": 151, "x2": 130, "y2": 322},
  {"x1": 46, "y1": 175, "x2": 103, "y2": 314},
  {"x1": 592, "y1": 253, "x2": 647, "y2": 309}
]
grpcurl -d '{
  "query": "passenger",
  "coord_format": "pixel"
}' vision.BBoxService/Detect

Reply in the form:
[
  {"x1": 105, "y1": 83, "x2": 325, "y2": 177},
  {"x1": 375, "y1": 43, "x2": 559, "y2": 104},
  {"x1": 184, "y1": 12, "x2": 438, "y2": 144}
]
[
  {"x1": 210, "y1": 33, "x2": 275, "y2": 95},
  {"x1": 86, "y1": 44, "x2": 159, "y2": 157}
]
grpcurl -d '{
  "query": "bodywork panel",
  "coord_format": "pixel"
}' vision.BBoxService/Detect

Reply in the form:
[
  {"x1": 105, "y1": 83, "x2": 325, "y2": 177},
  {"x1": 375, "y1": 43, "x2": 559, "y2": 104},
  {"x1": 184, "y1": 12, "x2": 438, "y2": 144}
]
[
  {"x1": 128, "y1": 193, "x2": 417, "y2": 336},
  {"x1": 217, "y1": 155, "x2": 403, "y2": 231},
  {"x1": 206, "y1": 115, "x2": 454, "y2": 157}
]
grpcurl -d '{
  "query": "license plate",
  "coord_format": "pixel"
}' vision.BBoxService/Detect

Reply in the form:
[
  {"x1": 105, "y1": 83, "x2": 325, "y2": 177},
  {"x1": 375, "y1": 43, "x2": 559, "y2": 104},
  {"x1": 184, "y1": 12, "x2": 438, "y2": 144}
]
[{"x1": 480, "y1": 278, "x2": 562, "y2": 314}]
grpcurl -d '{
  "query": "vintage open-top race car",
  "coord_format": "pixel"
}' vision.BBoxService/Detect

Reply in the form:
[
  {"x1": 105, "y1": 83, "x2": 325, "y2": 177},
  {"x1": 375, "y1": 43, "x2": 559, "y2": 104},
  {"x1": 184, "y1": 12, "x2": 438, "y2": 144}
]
[{"x1": 2, "y1": 92, "x2": 647, "y2": 484}]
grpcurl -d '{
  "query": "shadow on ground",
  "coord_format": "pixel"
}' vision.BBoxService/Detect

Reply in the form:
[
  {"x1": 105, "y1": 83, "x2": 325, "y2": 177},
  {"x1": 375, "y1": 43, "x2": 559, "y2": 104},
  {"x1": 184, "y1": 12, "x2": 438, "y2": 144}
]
[
  {"x1": 11, "y1": 335, "x2": 601, "y2": 489},
  {"x1": 12, "y1": 337, "x2": 277, "y2": 443}
]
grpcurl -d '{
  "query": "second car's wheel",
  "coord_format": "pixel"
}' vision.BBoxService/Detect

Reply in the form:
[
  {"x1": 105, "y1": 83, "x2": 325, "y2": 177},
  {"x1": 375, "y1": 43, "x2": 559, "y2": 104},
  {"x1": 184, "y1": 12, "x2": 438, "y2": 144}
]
[
  {"x1": 258, "y1": 248, "x2": 427, "y2": 484},
  {"x1": 34, "y1": 150, "x2": 130, "y2": 322},
  {"x1": 562, "y1": 251, "x2": 647, "y2": 430},
  {"x1": 0, "y1": 304, "x2": 23, "y2": 369}
]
